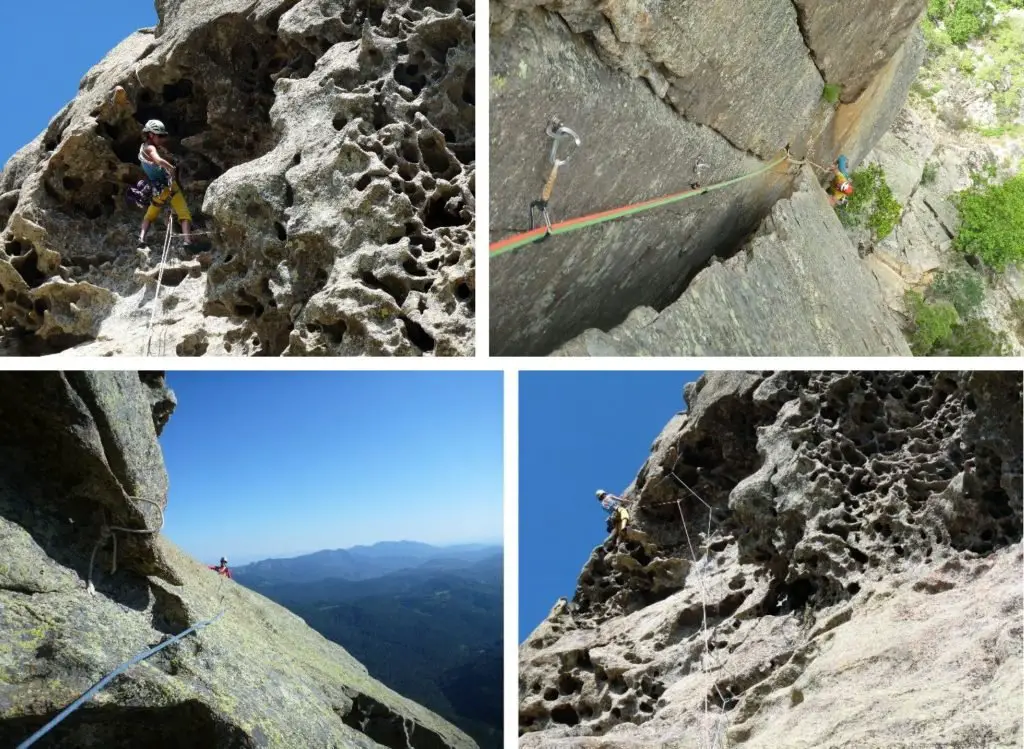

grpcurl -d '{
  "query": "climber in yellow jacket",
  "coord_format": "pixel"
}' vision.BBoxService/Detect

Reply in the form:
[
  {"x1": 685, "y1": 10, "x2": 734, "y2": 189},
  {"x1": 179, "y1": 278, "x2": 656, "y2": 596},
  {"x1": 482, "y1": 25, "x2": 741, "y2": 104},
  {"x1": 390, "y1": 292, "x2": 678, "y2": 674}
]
[{"x1": 596, "y1": 489, "x2": 630, "y2": 543}]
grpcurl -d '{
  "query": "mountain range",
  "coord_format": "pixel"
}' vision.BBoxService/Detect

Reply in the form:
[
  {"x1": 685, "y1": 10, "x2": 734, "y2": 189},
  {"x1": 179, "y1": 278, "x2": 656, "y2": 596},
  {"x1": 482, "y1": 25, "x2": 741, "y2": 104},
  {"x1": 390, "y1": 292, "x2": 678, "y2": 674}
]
[{"x1": 235, "y1": 542, "x2": 503, "y2": 748}]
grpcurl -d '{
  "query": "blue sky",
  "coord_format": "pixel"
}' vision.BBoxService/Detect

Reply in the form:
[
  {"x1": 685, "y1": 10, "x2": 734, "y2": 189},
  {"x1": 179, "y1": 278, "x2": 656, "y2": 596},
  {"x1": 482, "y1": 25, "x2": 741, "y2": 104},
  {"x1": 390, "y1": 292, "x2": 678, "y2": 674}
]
[
  {"x1": 0, "y1": 2, "x2": 158, "y2": 167},
  {"x1": 518, "y1": 370, "x2": 703, "y2": 641},
  {"x1": 158, "y1": 371, "x2": 503, "y2": 566}
]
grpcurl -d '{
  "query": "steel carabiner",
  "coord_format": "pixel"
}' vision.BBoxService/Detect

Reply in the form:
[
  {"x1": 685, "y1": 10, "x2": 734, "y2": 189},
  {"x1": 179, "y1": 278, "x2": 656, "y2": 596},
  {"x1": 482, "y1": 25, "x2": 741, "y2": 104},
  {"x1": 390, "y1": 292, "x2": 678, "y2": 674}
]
[{"x1": 546, "y1": 120, "x2": 581, "y2": 167}]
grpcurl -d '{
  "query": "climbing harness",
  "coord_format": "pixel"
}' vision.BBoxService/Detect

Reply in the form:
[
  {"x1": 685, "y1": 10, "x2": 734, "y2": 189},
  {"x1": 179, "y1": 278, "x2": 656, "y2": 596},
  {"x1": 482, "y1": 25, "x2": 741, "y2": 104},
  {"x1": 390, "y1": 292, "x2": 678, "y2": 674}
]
[
  {"x1": 528, "y1": 119, "x2": 581, "y2": 239},
  {"x1": 86, "y1": 495, "x2": 165, "y2": 595},
  {"x1": 125, "y1": 179, "x2": 155, "y2": 209},
  {"x1": 493, "y1": 151, "x2": 791, "y2": 258},
  {"x1": 15, "y1": 611, "x2": 225, "y2": 749}
]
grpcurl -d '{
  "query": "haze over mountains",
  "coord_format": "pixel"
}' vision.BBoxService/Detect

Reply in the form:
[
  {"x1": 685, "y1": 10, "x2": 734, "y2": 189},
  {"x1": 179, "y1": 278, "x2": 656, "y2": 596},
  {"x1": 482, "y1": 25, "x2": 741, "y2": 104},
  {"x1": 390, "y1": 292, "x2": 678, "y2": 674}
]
[{"x1": 235, "y1": 541, "x2": 503, "y2": 749}]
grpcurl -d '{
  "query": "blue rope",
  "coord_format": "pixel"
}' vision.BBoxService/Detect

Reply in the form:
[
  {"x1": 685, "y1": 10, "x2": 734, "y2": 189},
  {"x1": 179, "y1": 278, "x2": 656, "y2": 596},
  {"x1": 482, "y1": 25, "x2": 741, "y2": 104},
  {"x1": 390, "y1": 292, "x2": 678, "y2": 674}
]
[{"x1": 16, "y1": 611, "x2": 225, "y2": 749}]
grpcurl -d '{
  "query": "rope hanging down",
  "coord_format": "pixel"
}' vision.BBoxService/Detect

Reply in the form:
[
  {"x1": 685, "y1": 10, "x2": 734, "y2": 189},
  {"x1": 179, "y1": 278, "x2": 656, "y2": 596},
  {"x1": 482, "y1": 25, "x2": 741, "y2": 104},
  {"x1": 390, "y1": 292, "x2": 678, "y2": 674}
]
[
  {"x1": 15, "y1": 611, "x2": 225, "y2": 749},
  {"x1": 144, "y1": 214, "x2": 175, "y2": 356},
  {"x1": 491, "y1": 139, "x2": 796, "y2": 257}
]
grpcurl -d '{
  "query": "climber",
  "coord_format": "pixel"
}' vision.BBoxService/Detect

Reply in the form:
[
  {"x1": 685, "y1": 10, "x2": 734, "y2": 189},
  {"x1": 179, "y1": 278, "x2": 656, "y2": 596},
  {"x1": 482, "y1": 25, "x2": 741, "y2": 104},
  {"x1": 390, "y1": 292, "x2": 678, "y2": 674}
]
[
  {"x1": 827, "y1": 154, "x2": 855, "y2": 207},
  {"x1": 208, "y1": 557, "x2": 232, "y2": 579},
  {"x1": 137, "y1": 119, "x2": 209, "y2": 253},
  {"x1": 596, "y1": 490, "x2": 630, "y2": 544}
]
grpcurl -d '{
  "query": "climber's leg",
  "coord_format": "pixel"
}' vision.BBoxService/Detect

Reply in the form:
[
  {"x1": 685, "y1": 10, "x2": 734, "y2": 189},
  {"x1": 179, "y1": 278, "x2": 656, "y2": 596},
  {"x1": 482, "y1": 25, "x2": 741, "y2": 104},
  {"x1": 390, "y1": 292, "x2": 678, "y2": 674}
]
[
  {"x1": 140, "y1": 193, "x2": 166, "y2": 245},
  {"x1": 167, "y1": 185, "x2": 209, "y2": 252}
]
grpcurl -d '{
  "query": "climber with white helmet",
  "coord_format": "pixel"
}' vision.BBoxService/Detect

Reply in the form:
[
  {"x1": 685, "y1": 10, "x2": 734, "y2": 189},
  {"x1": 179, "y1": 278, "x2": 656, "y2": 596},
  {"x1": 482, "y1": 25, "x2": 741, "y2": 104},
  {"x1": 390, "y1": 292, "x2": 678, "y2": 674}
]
[
  {"x1": 208, "y1": 556, "x2": 232, "y2": 579},
  {"x1": 137, "y1": 119, "x2": 208, "y2": 253},
  {"x1": 827, "y1": 154, "x2": 855, "y2": 207},
  {"x1": 596, "y1": 490, "x2": 630, "y2": 544}
]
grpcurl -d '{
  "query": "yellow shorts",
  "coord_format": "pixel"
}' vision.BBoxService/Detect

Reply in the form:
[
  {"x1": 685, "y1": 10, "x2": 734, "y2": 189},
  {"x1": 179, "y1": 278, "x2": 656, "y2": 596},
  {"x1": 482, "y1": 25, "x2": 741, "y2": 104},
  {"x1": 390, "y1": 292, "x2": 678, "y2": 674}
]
[{"x1": 144, "y1": 181, "x2": 192, "y2": 223}]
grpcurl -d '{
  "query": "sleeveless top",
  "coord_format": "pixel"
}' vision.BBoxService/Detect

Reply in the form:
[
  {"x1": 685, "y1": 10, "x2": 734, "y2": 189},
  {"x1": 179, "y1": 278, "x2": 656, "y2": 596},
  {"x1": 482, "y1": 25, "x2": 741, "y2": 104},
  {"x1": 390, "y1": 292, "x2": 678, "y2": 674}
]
[{"x1": 139, "y1": 144, "x2": 169, "y2": 186}]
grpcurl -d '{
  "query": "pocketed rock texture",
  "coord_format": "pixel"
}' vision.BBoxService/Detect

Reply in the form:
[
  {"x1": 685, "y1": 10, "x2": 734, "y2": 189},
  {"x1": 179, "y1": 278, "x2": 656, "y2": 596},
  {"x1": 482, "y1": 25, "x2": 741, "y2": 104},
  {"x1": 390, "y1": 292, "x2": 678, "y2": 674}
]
[
  {"x1": 0, "y1": 0, "x2": 474, "y2": 357},
  {"x1": 519, "y1": 371, "x2": 1023, "y2": 747},
  {"x1": 490, "y1": 0, "x2": 925, "y2": 355},
  {"x1": 0, "y1": 372, "x2": 477, "y2": 749},
  {"x1": 552, "y1": 168, "x2": 912, "y2": 356}
]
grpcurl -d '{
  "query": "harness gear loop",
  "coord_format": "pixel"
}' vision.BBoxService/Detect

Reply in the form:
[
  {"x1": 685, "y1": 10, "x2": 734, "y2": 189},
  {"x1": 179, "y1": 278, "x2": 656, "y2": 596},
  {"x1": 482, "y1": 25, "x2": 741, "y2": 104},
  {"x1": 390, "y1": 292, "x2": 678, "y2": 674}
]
[{"x1": 529, "y1": 120, "x2": 582, "y2": 239}]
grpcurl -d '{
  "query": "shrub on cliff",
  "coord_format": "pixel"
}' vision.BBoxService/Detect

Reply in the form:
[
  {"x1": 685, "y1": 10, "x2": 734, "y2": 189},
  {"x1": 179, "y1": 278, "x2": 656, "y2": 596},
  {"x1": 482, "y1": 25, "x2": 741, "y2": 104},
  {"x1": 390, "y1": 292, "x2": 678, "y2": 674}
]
[
  {"x1": 954, "y1": 174, "x2": 1024, "y2": 271},
  {"x1": 839, "y1": 164, "x2": 904, "y2": 241}
]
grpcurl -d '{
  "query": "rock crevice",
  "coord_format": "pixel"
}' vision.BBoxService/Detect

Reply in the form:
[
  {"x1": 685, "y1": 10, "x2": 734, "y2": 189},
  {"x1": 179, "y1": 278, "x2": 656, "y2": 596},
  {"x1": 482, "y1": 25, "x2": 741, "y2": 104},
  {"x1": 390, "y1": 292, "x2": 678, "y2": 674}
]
[{"x1": 490, "y1": 0, "x2": 927, "y2": 355}]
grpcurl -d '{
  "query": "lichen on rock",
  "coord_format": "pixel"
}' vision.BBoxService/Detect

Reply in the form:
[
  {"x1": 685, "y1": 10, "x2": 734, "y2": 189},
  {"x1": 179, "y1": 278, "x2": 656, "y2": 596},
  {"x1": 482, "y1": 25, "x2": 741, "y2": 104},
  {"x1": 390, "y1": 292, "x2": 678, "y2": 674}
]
[{"x1": 0, "y1": 372, "x2": 477, "y2": 748}]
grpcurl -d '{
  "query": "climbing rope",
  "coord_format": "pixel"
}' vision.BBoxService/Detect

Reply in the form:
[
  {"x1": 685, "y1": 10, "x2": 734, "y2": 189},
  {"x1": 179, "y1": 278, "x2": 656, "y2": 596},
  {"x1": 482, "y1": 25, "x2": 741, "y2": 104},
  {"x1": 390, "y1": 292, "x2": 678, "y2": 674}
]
[
  {"x1": 143, "y1": 214, "x2": 175, "y2": 356},
  {"x1": 491, "y1": 150, "x2": 792, "y2": 258},
  {"x1": 86, "y1": 495, "x2": 165, "y2": 595},
  {"x1": 15, "y1": 610, "x2": 225, "y2": 749},
  {"x1": 669, "y1": 474, "x2": 732, "y2": 749}
]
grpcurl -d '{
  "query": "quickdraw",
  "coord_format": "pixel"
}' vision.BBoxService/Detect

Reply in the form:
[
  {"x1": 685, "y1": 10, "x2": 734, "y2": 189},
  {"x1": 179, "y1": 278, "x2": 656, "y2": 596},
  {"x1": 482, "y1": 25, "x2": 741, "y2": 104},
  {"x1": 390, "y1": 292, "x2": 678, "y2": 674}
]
[{"x1": 528, "y1": 119, "x2": 581, "y2": 240}]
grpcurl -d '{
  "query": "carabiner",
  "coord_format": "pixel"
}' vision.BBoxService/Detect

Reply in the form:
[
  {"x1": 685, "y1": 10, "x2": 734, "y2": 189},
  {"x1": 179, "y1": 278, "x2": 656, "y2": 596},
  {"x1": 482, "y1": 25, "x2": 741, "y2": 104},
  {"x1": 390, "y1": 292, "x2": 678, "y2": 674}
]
[{"x1": 546, "y1": 120, "x2": 581, "y2": 167}]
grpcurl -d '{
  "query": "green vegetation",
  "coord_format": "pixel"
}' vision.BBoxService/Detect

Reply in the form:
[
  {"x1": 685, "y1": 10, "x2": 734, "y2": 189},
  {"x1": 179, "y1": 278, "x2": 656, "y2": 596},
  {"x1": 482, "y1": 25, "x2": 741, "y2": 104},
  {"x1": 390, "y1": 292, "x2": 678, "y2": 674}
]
[
  {"x1": 918, "y1": 7, "x2": 1024, "y2": 132},
  {"x1": 927, "y1": 0, "x2": 995, "y2": 44},
  {"x1": 930, "y1": 267, "x2": 985, "y2": 316},
  {"x1": 953, "y1": 174, "x2": 1024, "y2": 270},
  {"x1": 822, "y1": 83, "x2": 842, "y2": 104},
  {"x1": 975, "y1": 16, "x2": 1024, "y2": 123},
  {"x1": 838, "y1": 164, "x2": 904, "y2": 240},
  {"x1": 977, "y1": 123, "x2": 1024, "y2": 138},
  {"x1": 906, "y1": 291, "x2": 960, "y2": 354},
  {"x1": 905, "y1": 266, "x2": 1012, "y2": 355},
  {"x1": 921, "y1": 162, "x2": 939, "y2": 185}
]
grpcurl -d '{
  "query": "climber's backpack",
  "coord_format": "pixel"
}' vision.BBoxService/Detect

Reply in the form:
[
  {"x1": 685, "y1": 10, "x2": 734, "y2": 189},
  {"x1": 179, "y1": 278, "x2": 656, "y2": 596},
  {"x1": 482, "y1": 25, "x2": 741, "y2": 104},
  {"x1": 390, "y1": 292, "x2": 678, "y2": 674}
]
[{"x1": 125, "y1": 179, "x2": 154, "y2": 209}]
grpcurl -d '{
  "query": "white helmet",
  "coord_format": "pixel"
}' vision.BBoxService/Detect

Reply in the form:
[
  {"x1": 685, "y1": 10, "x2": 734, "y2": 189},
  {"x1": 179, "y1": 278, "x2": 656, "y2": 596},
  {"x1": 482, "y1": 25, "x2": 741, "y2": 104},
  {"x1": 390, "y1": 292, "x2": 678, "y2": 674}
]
[
  {"x1": 142, "y1": 119, "x2": 168, "y2": 136},
  {"x1": 596, "y1": 490, "x2": 607, "y2": 500}
]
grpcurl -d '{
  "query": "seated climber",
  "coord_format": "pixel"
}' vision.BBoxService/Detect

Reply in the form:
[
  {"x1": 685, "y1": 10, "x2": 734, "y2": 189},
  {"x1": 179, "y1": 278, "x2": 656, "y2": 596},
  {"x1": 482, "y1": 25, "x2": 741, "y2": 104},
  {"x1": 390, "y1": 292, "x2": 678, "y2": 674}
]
[
  {"x1": 208, "y1": 556, "x2": 232, "y2": 579},
  {"x1": 138, "y1": 119, "x2": 209, "y2": 253},
  {"x1": 827, "y1": 154, "x2": 855, "y2": 207},
  {"x1": 596, "y1": 489, "x2": 630, "y2": 544}
]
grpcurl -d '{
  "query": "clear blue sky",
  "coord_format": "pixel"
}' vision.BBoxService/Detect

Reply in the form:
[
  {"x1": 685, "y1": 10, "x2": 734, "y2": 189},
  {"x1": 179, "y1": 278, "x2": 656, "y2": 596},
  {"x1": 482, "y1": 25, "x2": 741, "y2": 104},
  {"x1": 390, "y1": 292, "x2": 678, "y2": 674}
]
[
  {"x1": 0, "y1": 2, "x2": 158, "y2": 167},
  {"x1": 159, "y1": 371, "x2": 504, "y2": 566},
  {"x1": 518, "y1": 370, "x2": 702, "y2": 641}
]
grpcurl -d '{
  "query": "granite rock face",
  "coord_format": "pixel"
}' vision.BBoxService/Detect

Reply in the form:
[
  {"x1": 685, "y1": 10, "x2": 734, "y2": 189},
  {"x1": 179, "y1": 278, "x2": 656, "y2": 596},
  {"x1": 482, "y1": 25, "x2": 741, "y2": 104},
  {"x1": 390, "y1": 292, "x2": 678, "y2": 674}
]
[
  {"x1": 519, "y1": 371, "x2": 1022, "y2": 748},
  {"x1": 0, "y1": 0, "x2": 475, "y2": 356},
  {"x1": 552, "y1": 169, "x2": 912, "y2": 356},
  {"x1": 490, "y1": 0, "x2": 926, "y2": 355},
  {"x1": 792, "y1": 0, "x2": 926, "y2": 103},
  {"x1": 0, "y1": 372, "x2": 477, "y2": 749}
]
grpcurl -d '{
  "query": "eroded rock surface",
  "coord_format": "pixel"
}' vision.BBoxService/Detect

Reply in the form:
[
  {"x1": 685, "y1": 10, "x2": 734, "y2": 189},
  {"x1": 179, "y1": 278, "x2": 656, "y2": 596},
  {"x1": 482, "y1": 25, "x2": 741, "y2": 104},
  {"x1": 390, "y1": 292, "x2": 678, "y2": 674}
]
[
  {"x1": 520, "y1": 371, "x2": 1022, "y2": 747},
  {"x1": 490, "y1": 0, "x2": 926, "y2": 355},
  {"x1": 0, "y1": 0, "x2": 475, "y2": 356},
  {"x1": 0, "y1": 372, "x2": 477, "y2": 749}
]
